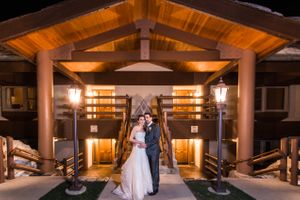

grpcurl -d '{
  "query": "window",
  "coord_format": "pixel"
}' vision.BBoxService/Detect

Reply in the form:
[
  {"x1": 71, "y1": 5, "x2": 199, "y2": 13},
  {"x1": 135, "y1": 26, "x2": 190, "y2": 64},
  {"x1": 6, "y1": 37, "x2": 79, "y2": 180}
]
[
  {"x1": 2, "y1": 86, "x2": 37, "y2": 111},
  {"x1": 255, "y1": 87, "x2": 288, "y2": 112}
]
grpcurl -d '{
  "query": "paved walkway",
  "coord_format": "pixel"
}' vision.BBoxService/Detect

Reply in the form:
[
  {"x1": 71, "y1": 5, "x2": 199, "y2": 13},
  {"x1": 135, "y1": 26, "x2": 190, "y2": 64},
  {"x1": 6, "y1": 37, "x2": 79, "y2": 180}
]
[
  {"x1": 98, "y1": 174, "x2": 196, "y2": 200},
  {"x1": 0, "y1": 175, "x2": 299, "y2": 200},
  {"x1": 0, "y1": 176, "x2": 64, "y2": 200},
  {"x1": 226, "y1": 177, "x2": 300, "y2": 200}
]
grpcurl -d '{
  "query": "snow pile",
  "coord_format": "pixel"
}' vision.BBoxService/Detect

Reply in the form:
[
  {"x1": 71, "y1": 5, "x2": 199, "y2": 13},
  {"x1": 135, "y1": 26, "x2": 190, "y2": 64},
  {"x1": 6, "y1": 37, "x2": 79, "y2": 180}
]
[
  {"x1": 236, "y1": 1, "x2": 283, "y2": 16},
  {"x1": 1, "y1": 136, "x2": 39, "y2": 177},
  {"x1": 228, "y1": 170, "x2": 253, "y2": 178}
]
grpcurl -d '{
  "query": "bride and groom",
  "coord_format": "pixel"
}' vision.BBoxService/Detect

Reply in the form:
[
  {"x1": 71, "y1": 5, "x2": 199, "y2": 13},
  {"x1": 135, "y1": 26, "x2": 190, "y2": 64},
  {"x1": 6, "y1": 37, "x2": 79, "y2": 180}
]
[{"x1": 113, "y1": 112, "x2": 161, "y2": 200}]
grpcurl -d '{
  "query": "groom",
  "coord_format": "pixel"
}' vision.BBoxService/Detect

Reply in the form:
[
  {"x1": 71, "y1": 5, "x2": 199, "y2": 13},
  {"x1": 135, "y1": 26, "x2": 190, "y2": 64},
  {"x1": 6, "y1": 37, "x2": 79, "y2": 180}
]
[{"x1": 140, "y1": 112, "x2": 160, "y2": 195}]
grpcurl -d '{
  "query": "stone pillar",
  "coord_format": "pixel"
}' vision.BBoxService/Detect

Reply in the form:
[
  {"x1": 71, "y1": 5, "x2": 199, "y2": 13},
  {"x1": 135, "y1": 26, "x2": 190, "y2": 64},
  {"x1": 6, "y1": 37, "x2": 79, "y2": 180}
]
[
  {"x1": 237, "y1": 49, "x2": 256, "y2": 174},
  {"x1": 37, "y1": 50, "x2": 54, "y2": 173}
]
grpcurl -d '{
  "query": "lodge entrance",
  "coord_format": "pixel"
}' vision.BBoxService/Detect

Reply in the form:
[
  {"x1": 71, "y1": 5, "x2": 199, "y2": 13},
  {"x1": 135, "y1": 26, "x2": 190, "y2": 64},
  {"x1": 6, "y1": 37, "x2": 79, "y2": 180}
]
[
  {"x1": 173, "y1": 139, "x2": 195, "y2": 165},
  {"x1": 92, "y1": 139, "x2": 115, "y2": 164}
]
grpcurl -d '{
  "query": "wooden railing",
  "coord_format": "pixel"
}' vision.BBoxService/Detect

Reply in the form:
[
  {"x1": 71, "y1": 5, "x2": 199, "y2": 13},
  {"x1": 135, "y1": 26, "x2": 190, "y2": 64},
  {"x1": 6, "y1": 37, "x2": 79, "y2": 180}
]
[
  {"x1": 0, "y1": 137, "x2": 4, "y2": 183},
  {"x1": 6, "y1": 136, "x2": 43, "y2": 180},
  {"x1": 115, "y1": 97, "x2": 132, "y2": 167},
  {"x1": 157, "y1": 97, "x2": 174, "y2": 168},
  {"x1": 62, "y1": 152, "x2": 84, "y2": 176},
  {"x1": 157, "y1": 95, "x2": 217, "y2": 119},
  {"x1": 219, "y1": 137, "x2": 299, "y2": 186},
  {"x1": 204, "y1": 153, "x2": 234, "y2": 177}
]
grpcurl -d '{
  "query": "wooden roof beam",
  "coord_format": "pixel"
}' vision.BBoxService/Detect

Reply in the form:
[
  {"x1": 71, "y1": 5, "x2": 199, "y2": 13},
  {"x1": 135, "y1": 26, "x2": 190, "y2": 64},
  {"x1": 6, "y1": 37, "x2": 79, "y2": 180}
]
[
  {"x1": 50, "y1": 23, "x2": 137, "y2": 60},
  {"x1": 56, "y1": 50, "x2": 221, "y2": 62},
  {"x1": 204, "y1": 60, "x2": 238, "y2": 85},
  {"x1": 169, "y1": 0, "x2": 300, "y2": 40},
  {"x1": 135, "y1": 19, "x2": 156, "y2": 60},
  {"x1": 152, "y1": 21, "x2": 243, "y2": 59},
  {"x1": 0, "y1": 0, "x2": 124, "y2": 42},
  {"x1": 153, "y1": 22, "x2": 217, "y2": 50},
  {"x1": 54, "y1": 62, "x2": 84, "y2": 85}
]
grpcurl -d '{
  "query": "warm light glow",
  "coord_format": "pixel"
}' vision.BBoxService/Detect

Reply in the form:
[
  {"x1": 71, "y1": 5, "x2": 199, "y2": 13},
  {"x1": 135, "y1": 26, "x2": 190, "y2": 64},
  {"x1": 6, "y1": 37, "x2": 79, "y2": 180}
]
[
  {"x1": 68, "y1": 85, "x2": 82, "y2": 105},
  {"x1": 86, "y1": 90, "x2": 93, "y2": 97},
  {"x1": 231, "y1": 138, "x2": 238, "y2": 143},
  {"x1": 87, "y1": 139, "x2": 94, "y2": 145},
  {"x1": 194, "y1": 91, "x2": 201, "y2": 97},
  {"x1": 213, "y1": 78, "x2": 228, "y2": 103}
]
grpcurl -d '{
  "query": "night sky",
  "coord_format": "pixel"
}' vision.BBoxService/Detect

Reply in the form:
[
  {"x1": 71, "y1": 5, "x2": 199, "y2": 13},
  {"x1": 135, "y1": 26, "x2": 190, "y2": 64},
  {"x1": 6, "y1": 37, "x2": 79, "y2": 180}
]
[{"x1": 0, "y1": 0, "x2": 299, "y2": 22}]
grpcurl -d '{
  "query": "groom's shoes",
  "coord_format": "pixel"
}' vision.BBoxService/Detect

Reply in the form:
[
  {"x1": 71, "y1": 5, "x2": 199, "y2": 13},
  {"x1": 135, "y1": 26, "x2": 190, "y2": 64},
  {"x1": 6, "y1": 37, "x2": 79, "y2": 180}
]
[{"x1": 148, "y1": 189, "x2": 159, "y2": 196}]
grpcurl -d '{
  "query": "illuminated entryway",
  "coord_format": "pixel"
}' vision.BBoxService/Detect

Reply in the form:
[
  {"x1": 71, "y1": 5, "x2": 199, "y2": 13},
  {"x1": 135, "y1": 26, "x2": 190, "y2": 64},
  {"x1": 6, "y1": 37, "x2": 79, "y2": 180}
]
[
  {"x1": 92, "y1": 139, "x2": 116, "y2": 164},
  {"x1": 172, "y1": 139, "x2": 204, "y2": 168}
]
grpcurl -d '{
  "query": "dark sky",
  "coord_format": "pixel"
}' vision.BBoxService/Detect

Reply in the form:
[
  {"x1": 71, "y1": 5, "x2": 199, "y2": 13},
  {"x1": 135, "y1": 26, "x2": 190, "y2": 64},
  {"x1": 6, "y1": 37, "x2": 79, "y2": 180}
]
[{"x1": 0, "y1": 0, "x2": 299, "y2": 22}]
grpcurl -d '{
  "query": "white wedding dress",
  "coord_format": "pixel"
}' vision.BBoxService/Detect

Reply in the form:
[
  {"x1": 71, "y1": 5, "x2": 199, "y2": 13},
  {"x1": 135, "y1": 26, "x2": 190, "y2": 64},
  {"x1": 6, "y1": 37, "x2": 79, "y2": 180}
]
[{"x1": 113, "y1": 131, "x2": 153, "y2": 200}]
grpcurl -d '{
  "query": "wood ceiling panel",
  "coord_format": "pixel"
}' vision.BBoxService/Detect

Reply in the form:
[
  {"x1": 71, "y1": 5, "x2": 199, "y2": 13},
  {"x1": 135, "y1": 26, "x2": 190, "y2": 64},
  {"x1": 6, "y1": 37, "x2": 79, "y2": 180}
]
[
  {"x1": 5, "y1": 2, "x2": 133, "y2": 60},
  {"x1": 150, "y1": 34, "x2": 202, "y2": 51},
  {"x1": 88, "y1": 34, "x2": 139, "y2": 52},
  {"x1": 152, "y1": 1, "x2": 289, "y2": 58},
  {"x1": 3, "y1": 0, "x2": 290, "y2": 73}
]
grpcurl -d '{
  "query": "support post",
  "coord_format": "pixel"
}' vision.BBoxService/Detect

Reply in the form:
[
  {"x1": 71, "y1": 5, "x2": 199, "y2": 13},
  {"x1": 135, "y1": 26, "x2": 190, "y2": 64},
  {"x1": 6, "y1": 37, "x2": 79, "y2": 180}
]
[
  {"x1": 213, "y1": 105, "x2": 225, "y2": 193},
  {"x1": 237, "y1": 49, "x2": 256, "y2": 175},
  {"x1": 290, "y1": 137, "x2": 299, "y2": 186},
  {"x1": 0, "y1": 137, "x2": 4, "y2": 183},
  {"x1": 6, "y1": 136, "x2": 14, "y2": 179},
  {"x1": 72, "y1": 109, "x2": 80, "y2": 186},
  {"x1": 37, "y1": 50, "x2": 54, "y2": 173},
  {"x1": 279, "y1": 137, "x2": 288, "y2": 181}
]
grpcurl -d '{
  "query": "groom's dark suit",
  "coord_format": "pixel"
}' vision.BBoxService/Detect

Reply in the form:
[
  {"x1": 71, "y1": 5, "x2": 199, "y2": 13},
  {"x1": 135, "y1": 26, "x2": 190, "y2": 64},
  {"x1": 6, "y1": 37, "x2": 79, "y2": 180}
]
[{"x1": 145, "y1": 122, "x2": 161, "y2": 193}]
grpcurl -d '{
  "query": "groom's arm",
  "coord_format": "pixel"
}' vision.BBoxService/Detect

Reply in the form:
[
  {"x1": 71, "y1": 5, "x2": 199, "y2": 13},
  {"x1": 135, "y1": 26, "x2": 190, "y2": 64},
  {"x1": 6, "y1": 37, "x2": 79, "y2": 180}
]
[{"x1": 145, "y1": 125, "x2": 160, "y2": 148}]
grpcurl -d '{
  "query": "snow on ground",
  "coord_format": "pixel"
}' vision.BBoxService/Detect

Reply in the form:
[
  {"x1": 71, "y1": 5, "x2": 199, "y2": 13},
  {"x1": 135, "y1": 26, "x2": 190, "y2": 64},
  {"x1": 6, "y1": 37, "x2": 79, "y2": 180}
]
[
  {"x1": 1, "y1": 136, "x2": 39, "y2": 177},
  {"x1": 235, "y1": 1, "x2": 283, "y2": 16}
]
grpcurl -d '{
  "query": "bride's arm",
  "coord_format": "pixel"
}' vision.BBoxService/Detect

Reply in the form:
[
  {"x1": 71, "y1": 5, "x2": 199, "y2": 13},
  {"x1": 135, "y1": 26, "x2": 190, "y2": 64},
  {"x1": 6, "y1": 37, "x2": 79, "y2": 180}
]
[{"x1": 129, "y1": 126, "x2": 144, "y2": 144}]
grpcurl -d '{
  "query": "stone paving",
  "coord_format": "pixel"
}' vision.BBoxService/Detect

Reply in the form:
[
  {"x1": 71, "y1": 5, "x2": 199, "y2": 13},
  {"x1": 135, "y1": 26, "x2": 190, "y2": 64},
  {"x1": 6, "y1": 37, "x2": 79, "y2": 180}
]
[
  {"x1": 0, "y1": 173, "x2": 299, "y2": 200},
  {"x1": 0, "y1": 176, "x2": 64, "y2": 200},
  {"x1": 98, "y1": 174, "x2": 197, "y2": 200}
]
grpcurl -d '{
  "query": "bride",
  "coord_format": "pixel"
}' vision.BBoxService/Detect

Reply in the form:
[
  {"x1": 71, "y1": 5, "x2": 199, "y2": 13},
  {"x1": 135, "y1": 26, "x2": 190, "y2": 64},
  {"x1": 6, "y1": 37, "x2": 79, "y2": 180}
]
[{"x1": 113, "y1": 115, "x2": 153, "y2": 200}]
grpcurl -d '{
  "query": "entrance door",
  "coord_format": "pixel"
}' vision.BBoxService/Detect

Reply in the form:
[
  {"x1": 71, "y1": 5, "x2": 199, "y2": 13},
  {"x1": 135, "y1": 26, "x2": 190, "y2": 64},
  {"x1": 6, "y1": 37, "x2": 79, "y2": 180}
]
[
  {"x1": 92, "y1": 139, "x2": 113, "y2": 164},
  {"x1": 174, "y1": 139, "x2": 188, "y2": 164},
  {"x1": 99, "y1": 139, "x2": 112, "y2": 164}
]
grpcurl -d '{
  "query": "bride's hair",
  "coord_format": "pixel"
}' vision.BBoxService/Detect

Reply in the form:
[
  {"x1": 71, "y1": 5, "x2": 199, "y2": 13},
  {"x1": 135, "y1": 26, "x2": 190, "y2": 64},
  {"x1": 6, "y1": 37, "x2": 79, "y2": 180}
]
[{"x1": 137, "y1": 114, "x2": 145, "y2": 121}]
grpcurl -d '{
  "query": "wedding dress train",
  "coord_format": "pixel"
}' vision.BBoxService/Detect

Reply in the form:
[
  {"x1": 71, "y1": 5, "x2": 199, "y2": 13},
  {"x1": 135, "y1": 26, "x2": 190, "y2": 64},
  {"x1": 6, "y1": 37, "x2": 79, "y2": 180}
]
[{"x1": 113, "y1": 131, "x2": 153, "y2": 200}]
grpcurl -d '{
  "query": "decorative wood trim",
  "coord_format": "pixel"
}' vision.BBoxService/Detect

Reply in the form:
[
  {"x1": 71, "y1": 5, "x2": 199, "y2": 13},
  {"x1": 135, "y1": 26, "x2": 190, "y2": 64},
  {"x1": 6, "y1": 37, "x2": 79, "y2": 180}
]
[
  {"x1": 0, "y1": 0, "x2": 125, "y2": 42},
  {"x1": 169, "y1": 0, "x2": 300, "y2": 40}
]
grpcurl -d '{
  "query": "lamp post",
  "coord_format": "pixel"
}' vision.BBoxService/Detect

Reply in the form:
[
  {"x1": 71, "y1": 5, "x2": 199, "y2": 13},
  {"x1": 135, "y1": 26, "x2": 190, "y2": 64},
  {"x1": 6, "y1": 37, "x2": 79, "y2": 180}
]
[
  {"x1": 208, "y1": 77, "x2": 229, "y2": 194},
  {"x1": 65, "y1": 85, "x2": 86, "y2": 195}
]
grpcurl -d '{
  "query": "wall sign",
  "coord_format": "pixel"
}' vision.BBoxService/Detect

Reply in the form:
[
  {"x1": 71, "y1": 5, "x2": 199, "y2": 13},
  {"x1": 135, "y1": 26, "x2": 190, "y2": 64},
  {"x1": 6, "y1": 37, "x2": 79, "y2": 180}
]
[
  {"x1": 90, "y1": 125, "x2": 98, "y2": 133},
  {"x1": 191, "y1": 125, "x2": 198, "y2": 133}
]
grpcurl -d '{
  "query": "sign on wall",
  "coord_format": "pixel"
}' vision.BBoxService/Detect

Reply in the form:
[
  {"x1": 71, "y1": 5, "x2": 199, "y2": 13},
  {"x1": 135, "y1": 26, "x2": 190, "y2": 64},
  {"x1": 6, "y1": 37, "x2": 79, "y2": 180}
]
[{"x1": 191, "y1": 125, "x2": 198, "y2": 133}]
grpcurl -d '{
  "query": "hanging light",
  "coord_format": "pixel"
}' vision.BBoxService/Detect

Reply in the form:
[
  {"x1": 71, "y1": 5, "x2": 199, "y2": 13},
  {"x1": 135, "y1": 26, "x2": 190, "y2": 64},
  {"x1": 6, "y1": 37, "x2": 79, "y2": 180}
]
[{"x1": 213, "y1": 78, "x2": 228, "y2": 104}]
